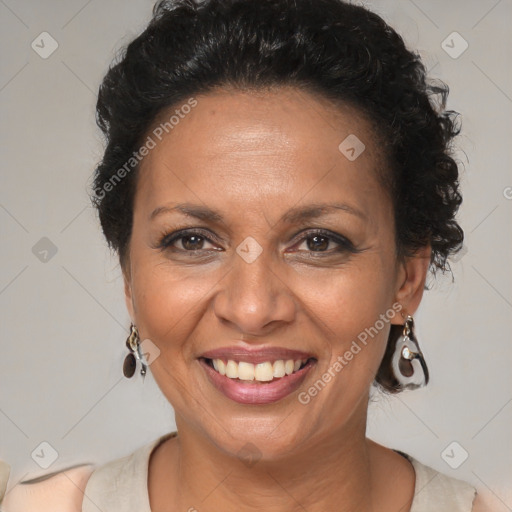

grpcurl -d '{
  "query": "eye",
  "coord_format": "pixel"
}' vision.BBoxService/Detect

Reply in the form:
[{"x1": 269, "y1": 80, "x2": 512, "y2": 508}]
[
  {"x1": 290, "y1": 229, "x2": 358, "y2": 255},
  {"x1": 157, "y1": 229, "x2": 221, "y2": 253}
]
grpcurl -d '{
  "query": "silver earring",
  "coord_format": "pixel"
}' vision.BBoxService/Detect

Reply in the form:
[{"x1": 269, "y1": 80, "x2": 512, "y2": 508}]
[
  {"x1": 390, "y1": 315, "x2": 429, "y2": 390},
  {"x1": 123, "y1": 323, "x2": 147, "y2": 379}
]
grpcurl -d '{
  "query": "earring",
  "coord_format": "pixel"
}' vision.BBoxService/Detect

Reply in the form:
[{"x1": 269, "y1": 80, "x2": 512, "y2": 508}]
[
  {"x1": 390, "y1": 315, "x2": 429, "y2": 390},
  {"x1": 123, "y1": 323, "x2": 147, "y2": 379}
]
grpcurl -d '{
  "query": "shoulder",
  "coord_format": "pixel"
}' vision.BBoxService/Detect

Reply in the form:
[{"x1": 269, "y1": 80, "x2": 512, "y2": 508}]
[
  {"x1": 1, "y1": 464, "x2": 95, "y2": 512},
  {"x1": 396, "y1": 450, "x2": 478, "y2": 512},
  {"x1": 471, "y1": 494, "x2": 493, "y2": 512},
  {"x1": 2, "y1": 433, "x2": 177, "y2": 512},
  {"x1": 81, "y1": 433, "x2": 176, "y2": 511}
]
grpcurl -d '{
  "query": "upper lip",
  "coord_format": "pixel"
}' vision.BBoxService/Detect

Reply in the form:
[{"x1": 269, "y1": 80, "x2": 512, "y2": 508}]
[{"x1": 200, "y1": 345, "x2": 316, "y2": 364}]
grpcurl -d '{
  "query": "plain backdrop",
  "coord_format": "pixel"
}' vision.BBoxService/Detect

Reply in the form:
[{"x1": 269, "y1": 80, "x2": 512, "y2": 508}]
[{"x1": 1, "y1": 0, "x2": 511, "y2": 509}]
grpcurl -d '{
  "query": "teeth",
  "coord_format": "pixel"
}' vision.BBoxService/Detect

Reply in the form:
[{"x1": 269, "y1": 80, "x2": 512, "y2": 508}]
[
  {"x1": 255, "y1": 362, "x2": 274, "y2": 381},
  {"x1": 285, "y1": 360, "x2": 294, "y2": 375},
  {"x1": 210, "y1": 358, "x2": 309, "y2": 382},
  {"x1": 238, "y1": 362, "x2": 255, "y2": 381},
  {"x1": 225, "y1": 360, "x2": 238, "y2": 378},
  {"x1": 217, "y1": 359, "x2": 226, "y2": 376},
  {"x1": 273, "y1": 360, "x2": 285, "y2": 378}
]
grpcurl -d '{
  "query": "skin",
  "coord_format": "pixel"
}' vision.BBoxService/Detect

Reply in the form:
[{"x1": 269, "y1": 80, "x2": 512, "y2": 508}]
[{"x1": 123, "y1": 86, "x2": 431, "y2": 512}]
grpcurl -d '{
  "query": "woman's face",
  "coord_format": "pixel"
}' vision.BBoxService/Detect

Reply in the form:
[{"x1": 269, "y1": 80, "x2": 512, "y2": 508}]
[{"x1": 124, "y1": 87, "x2": 426, "y2": 459}]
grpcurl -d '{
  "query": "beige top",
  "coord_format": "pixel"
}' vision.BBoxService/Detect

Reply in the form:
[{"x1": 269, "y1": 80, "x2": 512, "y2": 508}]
[
  {"x1": 82, "y1": 431, "x2": 476, "y2": 512},
  {"x1": 2, "y1": 432, "x2": 477, "y2": 511}
]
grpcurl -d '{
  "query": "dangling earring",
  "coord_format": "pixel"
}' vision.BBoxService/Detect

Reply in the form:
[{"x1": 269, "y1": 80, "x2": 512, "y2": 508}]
[
  {"x1": 390, "y1": 315, "x2": 429, "y2": 390},
  {"x1": 123, "y1": 323, "x2": 147, "y2": 379}
]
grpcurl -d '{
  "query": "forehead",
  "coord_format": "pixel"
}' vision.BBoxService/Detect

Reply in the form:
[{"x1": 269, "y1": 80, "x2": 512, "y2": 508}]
[{"x1": 135, "y1": 87, "x2": 387, "y2": 221}]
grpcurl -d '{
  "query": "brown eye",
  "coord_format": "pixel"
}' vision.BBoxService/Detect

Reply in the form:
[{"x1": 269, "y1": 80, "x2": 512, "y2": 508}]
[
  {"x1": 292, "y1": 229, "x2": 358, "y2": 255},
  {"x1": 157, "y1": 229, "x2": 220, "y2": 253},
  {"x1": 306, "y1": 234, "x2": 330, "y2": 252},
  {"x1": 180, "y1": 234, "x2": 206, "y2": 251}
]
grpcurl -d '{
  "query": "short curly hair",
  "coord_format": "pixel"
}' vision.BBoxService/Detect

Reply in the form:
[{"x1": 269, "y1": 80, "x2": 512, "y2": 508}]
[{"x1": 90, "y1": 0, "x2": 464, "y2": 392}]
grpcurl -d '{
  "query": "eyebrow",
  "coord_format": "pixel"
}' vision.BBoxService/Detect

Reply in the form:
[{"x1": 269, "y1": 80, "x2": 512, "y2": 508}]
[
  {"x1": 150, "y1": 203, "x2": 224, "y2": 222},
  {"x1": 149, "y1": 202, "x2": 367, "y2": 223},
  {"x1": 281, "y1": 203, "x2": 367, "y2": 223}
]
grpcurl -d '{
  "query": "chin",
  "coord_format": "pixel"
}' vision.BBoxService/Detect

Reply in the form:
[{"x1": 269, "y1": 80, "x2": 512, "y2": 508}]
[{"x1": 202, "y1": 415, "x2": 314, "y2": 463}]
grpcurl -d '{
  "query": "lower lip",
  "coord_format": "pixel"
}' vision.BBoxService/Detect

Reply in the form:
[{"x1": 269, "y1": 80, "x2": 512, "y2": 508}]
[{"x1": 199, "y1": 358, "x2": 315, "y2": 405}]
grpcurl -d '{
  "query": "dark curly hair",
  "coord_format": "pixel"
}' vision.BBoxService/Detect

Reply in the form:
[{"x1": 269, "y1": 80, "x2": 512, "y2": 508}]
[{"x1": 90, "y1": 0, "x2": 464, "y2": 393}]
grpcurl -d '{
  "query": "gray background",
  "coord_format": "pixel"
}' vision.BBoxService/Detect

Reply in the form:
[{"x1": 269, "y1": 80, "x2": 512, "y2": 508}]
[{"x1": 1, "y1": 0, "x2": 511, "y2": 508}]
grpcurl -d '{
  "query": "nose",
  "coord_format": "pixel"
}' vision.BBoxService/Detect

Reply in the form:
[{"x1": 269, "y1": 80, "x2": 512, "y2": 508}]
[{"x1": 213, "y1": 244, "x2": 296, "y2": 336}]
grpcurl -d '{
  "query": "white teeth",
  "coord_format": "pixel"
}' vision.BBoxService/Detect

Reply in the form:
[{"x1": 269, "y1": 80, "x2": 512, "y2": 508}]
[
  {"x1": 225, "y1": 360, "x2": 238, "y2": 378},
  {"x1": 210, "y1": 358, "x2": 309, "y2": 381},
  {"x1": 273, "y1": 360, "x2": 285, "y2": 378},
  {"x1": 255, "y1": 362, "x2": 274, "y2": 381},
  {"x1": 238, "y1": 361, "x2": 255, "y2": 381}
]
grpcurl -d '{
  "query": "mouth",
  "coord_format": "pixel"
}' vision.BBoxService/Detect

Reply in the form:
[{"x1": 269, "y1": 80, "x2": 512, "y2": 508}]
[
  {"x1": 200, "y1": 356, "x2": 315, "y2": 382},
  {"x1": 198, "y1": 353, "x2": 317, "y2": 405}
]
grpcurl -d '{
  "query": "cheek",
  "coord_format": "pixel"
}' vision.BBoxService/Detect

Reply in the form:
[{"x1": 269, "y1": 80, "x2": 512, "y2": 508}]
[
  {"x1": 298, "y1": 259, "x2": 395, "y2": 338},
  {"x1": 128, "y1": 260, "x2": 207, "y2": 403},
  {"x1": 128, "y1": 253, "x2": 219, "y2": 356},
  {"x1": 295, "y1": 257, "x2": 396, "y2": 384}
]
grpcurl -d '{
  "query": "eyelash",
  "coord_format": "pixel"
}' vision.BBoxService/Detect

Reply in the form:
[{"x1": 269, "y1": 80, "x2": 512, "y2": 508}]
[{"x1": 156, "y1": 228, "x2": 359, "y2": 256}]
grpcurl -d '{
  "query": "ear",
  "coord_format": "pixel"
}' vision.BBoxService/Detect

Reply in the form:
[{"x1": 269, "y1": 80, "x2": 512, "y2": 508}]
[
  {"x1": 391, "y1": 245, "x2": 431, "y2": 325},
  {"x1": 123, "y1": 264, "x2": 136, "y2": 323}
]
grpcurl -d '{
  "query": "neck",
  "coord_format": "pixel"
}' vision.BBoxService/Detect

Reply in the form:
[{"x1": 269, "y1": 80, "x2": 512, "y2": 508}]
[{"x1": 155, "y1": 402, "x2": 384, "y2": 512}]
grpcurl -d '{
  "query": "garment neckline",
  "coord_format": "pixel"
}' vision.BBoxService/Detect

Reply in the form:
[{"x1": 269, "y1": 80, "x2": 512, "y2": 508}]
[{"x1": 140, "y1": 432, "x2": 422, "y2": 512}]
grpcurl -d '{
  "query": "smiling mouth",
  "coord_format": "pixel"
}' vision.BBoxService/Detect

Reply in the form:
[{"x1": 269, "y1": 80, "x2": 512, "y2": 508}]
[{"x1": 200, "y1": 357, "x2": 316, "y2": 383}]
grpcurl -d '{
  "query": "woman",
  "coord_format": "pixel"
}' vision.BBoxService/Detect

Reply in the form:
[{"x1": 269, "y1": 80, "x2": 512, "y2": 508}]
[{"x1": 2, "y1": 0, "x2": 490, "y2": 510}]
